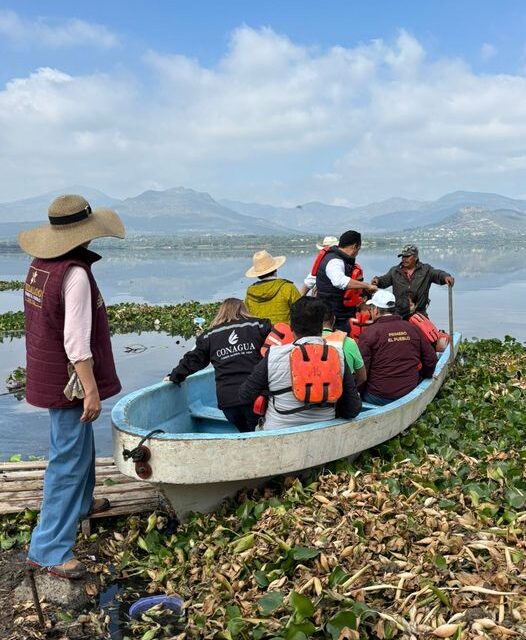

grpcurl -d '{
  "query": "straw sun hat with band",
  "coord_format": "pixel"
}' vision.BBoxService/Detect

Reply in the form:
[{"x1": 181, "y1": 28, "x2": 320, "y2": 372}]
[
  {"x1": 245, "y1": 250, "x2": 286, "y2": 278},
  {"x1": 17, "y1": 194, "x2": 125, "y2": 259}
]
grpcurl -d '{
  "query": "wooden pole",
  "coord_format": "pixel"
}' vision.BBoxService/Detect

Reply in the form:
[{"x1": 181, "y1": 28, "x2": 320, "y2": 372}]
[
  {"x1": 26, "y1": 568, "x2": 46, "y2": 629},
  {"x1": 448, "y1": 284, "x2": 454, "y2": 368}
]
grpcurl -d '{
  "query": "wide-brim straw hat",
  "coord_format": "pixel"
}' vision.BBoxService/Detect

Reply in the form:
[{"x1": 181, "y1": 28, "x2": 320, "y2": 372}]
[
  {"x1": 316, "y1": 235, "x2": 338, "y2": 251},
  {"x1": 245, "y1": 250, "x2": 286, "y2": 278},
  {"x1": 17, "y1": 194, "x2": 125, "y2": 259}
]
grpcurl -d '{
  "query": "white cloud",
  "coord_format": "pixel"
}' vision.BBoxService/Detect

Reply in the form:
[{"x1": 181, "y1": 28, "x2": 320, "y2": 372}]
[
  {"x1": 0, "y1": 9, "x2": 118, "y2": 49},
  {"x1": 1, "y1": 26, "x2": 526, "y2": 205},
  {"x1": 480, "y1": 43, "x2": 497, "y2": 61}
]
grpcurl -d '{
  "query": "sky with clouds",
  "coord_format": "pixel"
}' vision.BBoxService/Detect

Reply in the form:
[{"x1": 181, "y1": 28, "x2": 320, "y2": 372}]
[{"x1": 1, "y1": 0, "x2": 526, "y2": 206}]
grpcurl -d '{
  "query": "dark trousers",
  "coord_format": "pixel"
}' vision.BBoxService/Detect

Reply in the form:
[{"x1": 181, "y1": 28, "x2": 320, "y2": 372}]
[
  {"x1": 363, "y1": 390, "x2": 396, "y2": 406},
  {"x1": 222, "y1": 404, "x2": 259, "y2": 433}
]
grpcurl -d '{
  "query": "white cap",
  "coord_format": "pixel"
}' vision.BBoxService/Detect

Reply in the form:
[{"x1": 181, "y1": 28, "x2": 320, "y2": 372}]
[
  {"x1": 316, "y1": 236, "x2": 338, "y2": 250},
  {"x1": 366, "y1": 289, "x2": 396, "y2": 309}
]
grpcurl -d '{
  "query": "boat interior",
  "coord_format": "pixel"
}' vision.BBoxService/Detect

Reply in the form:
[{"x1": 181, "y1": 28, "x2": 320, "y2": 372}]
[{"x1": 113, "y1": 334, "x2": 459, "y2": 439}]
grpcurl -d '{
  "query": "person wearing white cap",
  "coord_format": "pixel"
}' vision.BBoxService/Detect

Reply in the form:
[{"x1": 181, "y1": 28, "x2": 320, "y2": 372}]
[
  {"x1": 299, "y1": 236, "x2": 338, "y2": 296},
  {"x1": 245, "y1": 250, "x2": 301, "y2": 324},
  {"x1": 358, "y1": 289, "x2": 437, "y2": 406}
]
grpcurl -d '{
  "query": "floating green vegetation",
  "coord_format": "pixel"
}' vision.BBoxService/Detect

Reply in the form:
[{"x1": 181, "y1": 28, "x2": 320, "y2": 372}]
[
  {"x1": 106, "y1": 301, "x2": 220, "y2": 338},
  {"x1": 4, "y1": 338, "x2": 526, "y2": 638},
  {"x1": 0, "y1": 280, "x2": 24, "y2": 291},
  {"x1": 0, "y1": 300, "x2": 220, "y2": 338},
  {"x1": 91, "y1": 337, "x2": 524, "y2": 638}
]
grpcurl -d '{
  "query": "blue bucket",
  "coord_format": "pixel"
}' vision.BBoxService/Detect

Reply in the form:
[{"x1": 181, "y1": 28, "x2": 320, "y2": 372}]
[{"x1": 129, "y1": 595, "x2": 184, "y2": 619}]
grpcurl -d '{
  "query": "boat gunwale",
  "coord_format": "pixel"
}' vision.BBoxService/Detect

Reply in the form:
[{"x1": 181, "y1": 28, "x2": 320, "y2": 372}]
[{"x1": 111, "y1": 332, "x2": 461, "y2": 441}]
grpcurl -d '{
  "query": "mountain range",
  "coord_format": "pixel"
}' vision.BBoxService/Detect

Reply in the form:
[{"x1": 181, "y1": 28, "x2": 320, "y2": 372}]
[{"x1": 0, "y1": 186, "x2": 525, "y2": 238}]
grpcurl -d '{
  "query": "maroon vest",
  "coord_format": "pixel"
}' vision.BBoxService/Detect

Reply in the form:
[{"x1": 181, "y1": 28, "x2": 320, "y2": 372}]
[{"x1": 24, "y1": 247, "x2": 121, "y2": 409}]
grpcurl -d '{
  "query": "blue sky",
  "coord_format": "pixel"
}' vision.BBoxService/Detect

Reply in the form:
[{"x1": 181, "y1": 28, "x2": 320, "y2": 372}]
[{"x1": 1, "y1": 1, "x2": 526, "y2": 205}]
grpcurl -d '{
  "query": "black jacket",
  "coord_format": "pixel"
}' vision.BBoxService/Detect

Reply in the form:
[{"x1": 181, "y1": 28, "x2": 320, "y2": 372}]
[
  {"x1": 375, "y1": 261, "x2": 451, "y2": 318},
  {"x1": 315, "y1": 246, "x2": 357, "y2": 321},
  {"x1": 169, "y1": 317, "x2": 271, "y2": 408}
]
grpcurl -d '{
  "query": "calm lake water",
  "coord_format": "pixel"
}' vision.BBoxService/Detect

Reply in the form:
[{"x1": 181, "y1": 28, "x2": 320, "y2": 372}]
[{"x1": 1, "y1": 243, "x2": 525, "y2": 459}]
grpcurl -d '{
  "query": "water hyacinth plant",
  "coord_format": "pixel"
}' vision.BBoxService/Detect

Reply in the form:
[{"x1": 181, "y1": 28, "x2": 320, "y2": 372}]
[{"x1": 86, "y1": 337, "x2": 524, "y2": 639}]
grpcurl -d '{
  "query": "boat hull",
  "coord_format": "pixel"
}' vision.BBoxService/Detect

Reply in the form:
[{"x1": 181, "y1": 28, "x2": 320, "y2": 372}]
[{"x1": 112, "y1": 333, "x2": 460, "y2": 518}]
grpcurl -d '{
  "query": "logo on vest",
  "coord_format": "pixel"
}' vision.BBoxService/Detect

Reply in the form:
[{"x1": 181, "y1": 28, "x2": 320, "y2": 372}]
[
  {"x1": 24, "y1": 267, "x2": 50, "y2": 309},
  {"x1": 228, "y1": 330, "x2": 239, "y2": 345}
]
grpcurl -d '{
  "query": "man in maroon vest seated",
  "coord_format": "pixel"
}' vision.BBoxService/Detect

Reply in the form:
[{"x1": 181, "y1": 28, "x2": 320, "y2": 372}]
[
  {"x1": 359, "y1": 289, "x2": 437, "y2": 406},
  {"x1": 18, "y1": 194, "x2": 125, "y2": 579}
]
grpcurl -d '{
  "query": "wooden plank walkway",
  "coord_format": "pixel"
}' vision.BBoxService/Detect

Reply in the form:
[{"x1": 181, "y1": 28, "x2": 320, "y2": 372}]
[{"x1": 0, "y1": 457, "x2": 161, "y2": 525}]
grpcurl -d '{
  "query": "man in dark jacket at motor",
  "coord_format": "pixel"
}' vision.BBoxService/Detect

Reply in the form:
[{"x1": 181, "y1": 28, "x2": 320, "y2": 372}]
[
  {"x1": 359, "y1": 290, "x2": 437, "y2": 406},
  {"x1": 371, "y1": 244, "x2": 454, "y2": 319},
  {"x1": 315, "y1": 230, "x2": 377, "y2": 332}
]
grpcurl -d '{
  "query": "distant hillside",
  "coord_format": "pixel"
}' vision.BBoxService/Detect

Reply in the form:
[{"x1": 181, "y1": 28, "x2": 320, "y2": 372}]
[
  {"x1": 0, "y1": 187, "x2": 120, "y2": 222},
  {"x1": 2, "y1": 187, "x2": 526, "y2": 238},
  {"x1": 401, "y1": 207, "x2": 526, "y2": 242},
  {"x1": 224, "y1": 191, "x2": 526, "y2": 234},
  {"x1": 221, "y1": 199, "x2": 364, "y2": 233},
  {"x1": 115, "y1": 187, "x2": 298, "y2": 235},
  {"x1": 368, "y1": 191, "x2": 526, "y2": 232}
]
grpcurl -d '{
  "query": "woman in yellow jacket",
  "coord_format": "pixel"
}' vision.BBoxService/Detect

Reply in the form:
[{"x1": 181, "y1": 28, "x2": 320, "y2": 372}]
[{"x1": 245, "y1": 250, "x2": 301, "y2": 325}]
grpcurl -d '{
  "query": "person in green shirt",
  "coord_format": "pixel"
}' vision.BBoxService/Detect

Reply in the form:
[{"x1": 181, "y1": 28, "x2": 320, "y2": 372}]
[{"x1": 322, "y1": 305, "x2": 367, "y2": 387}]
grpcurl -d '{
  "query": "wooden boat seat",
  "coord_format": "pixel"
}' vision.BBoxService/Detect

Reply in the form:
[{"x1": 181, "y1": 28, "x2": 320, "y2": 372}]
[{"x1": 189, "y1": 401, "x2": 228, "y2": 422}]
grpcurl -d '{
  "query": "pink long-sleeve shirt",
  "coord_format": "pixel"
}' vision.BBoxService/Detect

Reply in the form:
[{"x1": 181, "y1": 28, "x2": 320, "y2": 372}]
[{"x1": 62, "y1": 266, "x2": 93, "y2": 363}]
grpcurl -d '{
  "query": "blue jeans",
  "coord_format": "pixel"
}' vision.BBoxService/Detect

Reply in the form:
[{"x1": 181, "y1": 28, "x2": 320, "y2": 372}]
[
  {"x1": 28, "y1": 406, "x2": 95, "y2": 566},
  {"x1": 362, "y1": 390, "x2": 396, "y2": 406}
]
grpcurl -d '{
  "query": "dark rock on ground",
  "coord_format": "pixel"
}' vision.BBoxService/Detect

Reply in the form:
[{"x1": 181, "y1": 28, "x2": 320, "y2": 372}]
[{"x1": 14, "y1": 570, "x2": 99, "y2": 610}]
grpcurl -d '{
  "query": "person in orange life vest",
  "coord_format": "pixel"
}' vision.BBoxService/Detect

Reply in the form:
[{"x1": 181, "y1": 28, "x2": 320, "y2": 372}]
[
  {"x1": 239, "y1": 297, "x2": 362, "y2": 430},
  {"x1": 359, "y1": 289, "x2": 437, "y2": 406},
  {"x1": 245, "y1": 250, "x2": 301, "y2": 325},
  {"x1": 406, "y1": 291, "x2": 450, "y2": 353},
  {"x1": 321, "y1": 304, "x2": 367, "y2": 387},
  {"x1": 371, "y1": 244, "x2": 454, "y2": 319},
  {"x1": 260, "y1": 322, "x2": 294, "y2": 358},
  {"x1": 315, "y1": 230, "x2": 377, "y2": 333},
  {"x1": 349, "y1": 302, "x2": 374, "y2": 341},
  {"x1": 300, "y1": 236, "x2": 338, "y2": 296},
  {"x1": 166, "y1": 299, "x2": 270, "y2": 432},
  {"x1": 18, "y1": 194, "x2": 124, "y2": 580}
]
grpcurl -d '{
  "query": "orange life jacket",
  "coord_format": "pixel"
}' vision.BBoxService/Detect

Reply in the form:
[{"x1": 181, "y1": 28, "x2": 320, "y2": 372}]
[
  {"x1": 435, "y1": 331, "x2": 450, "y2": 353},
  {"x1": 310, "y1": 246, "x2": 331, "y2": 276},
  {"x1": 260, "y1": 322, "x2": 294, "y2": 358},
  {"x1": 253, "y1": 394, "x2": 268, "y2": 416},
  {"x1": 255, "y1": 341, "x2": 343, "y2": 416},
  {"x1": 409, "y1": 313, "x2": 440, "y2": 343},
  {"x1": 349, "y1": 310, "x2": 372, "y2": 341},
  {"x1": 343, "y1": 264, "x2": 365, "y2": 308},
  {"x1": 269, "y1": 342, "x2": 343, "y2": 415},
  {"x1": 311, "y1": 248, "x2": 364, "y2": 307},
  {"x1": 323, "y1": 330, "x2": 346, "y2": 349},
  {"x1": 289, "y1": 342, "x2": 343, "y2": 405}
]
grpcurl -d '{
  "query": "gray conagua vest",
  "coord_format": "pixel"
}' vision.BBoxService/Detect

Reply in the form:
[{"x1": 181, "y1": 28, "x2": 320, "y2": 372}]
[{"x1": 264, "y1": 336, "x2": 345, "y2": 430}]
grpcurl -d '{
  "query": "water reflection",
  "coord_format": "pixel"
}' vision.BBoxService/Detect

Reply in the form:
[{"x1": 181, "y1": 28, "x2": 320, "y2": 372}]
[
  {"x1": 1, "y1": 243, "x2": 526, "y2": 457},
  {"x1": 2, "y1": 244, "x2": 525, "y2": 338},
  {"x1": 0, "y1": 333, "x2": 190, "y2": 460}
]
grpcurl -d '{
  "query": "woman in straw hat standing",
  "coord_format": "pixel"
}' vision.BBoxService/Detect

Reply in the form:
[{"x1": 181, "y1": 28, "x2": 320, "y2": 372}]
[
  {"x1": 244, "y1": 250, "x2": 301, "y2": 325},
  {"x1": 18, "y1": 194, "x2": 125, "y2": 579}
]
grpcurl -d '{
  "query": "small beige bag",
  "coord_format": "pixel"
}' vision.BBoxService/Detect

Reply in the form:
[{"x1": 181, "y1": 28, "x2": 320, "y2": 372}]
[{"x1": 63, "y1": 363, "x2": 85, "y2": 400}]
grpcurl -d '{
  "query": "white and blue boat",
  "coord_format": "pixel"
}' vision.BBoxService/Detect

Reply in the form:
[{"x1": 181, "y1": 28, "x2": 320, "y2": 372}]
[{"x1": 112, "y1": 333, "x2": 461, "y2": 519}]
